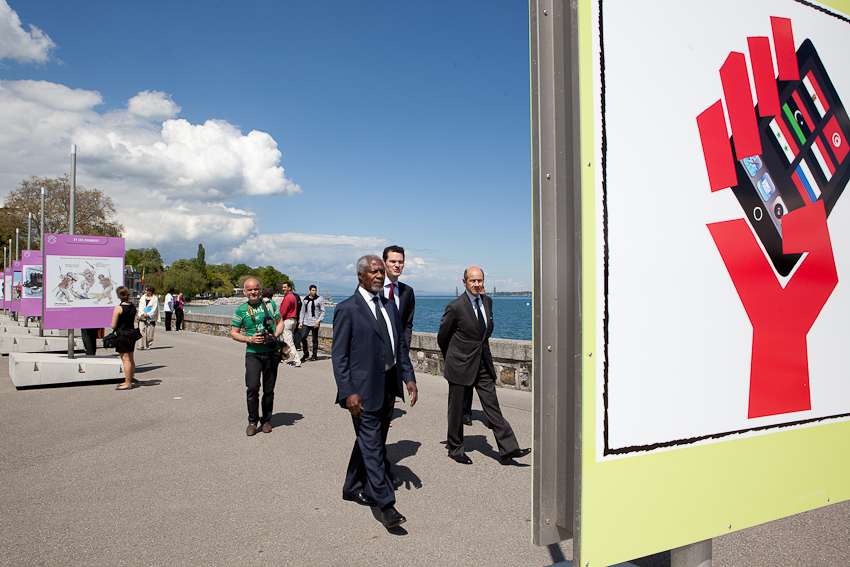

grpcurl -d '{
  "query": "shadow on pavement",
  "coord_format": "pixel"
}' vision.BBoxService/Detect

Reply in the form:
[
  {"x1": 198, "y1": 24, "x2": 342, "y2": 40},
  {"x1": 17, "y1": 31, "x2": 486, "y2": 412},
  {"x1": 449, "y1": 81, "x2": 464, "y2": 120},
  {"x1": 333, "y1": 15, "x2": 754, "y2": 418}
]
[
  {"x1": 134, "y1": 365, "x2": 166, "y2": 373},
  {"x1": 271, "y1": 412, "x2": 304, "y2": 427},
  {"x1": 388, "y1": 440, "x2": 422, "y2": 490}
]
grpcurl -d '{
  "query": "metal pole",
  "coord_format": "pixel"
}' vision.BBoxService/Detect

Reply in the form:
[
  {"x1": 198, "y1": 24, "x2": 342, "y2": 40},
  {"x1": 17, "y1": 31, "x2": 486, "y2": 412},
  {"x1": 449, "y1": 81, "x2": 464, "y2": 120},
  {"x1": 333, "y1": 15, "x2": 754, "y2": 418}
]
[
  {"x1": 2, "y1": 246, "x2": 5, "y2": 317},
  {"x1": 7, "y1": 239, "x2": 10, "y2": 318},
  {"x1": 13, "y1": 229, "x2": 18, "y2": 321},
  {"x1": 39, "y1": 187, "x2": 44, "y2": 337},
  {"x1": 70, "y1": 145, "x2": 76, "y2": 236},
  {"x1": 68, "y1": 146, "x2": 76, "y2": 359},
  {"x1": 671, "y1": 540, "x2": 712, "y2": 567},
  {"x1": 27, "y1": 213, "x2": 31, "y2": 251}
]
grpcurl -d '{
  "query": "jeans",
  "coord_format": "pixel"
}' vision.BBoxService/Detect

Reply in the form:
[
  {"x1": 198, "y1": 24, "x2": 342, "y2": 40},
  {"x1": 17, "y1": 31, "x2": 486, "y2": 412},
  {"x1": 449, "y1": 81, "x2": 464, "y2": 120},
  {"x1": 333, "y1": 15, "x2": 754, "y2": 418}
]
[
  {"x1": 245, "y1": 351, "x2": 279, "y2": 425},
  {"x1": 300, "y1": 325, "x2": 319, "y2": 358}
]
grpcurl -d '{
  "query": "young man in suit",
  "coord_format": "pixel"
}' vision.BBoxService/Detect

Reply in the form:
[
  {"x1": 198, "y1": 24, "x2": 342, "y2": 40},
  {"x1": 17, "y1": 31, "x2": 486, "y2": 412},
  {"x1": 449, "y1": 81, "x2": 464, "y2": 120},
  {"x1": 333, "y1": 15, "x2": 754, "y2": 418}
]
[
  {"x1": 382, "y1": 245, "x2": 415, "y2": 347},
  {"x1": 437, "y1": 266, "x2": 531, "y2": 465},
  {"x1": 332, "y1": 255, "x2": 418, "y2": 529}
]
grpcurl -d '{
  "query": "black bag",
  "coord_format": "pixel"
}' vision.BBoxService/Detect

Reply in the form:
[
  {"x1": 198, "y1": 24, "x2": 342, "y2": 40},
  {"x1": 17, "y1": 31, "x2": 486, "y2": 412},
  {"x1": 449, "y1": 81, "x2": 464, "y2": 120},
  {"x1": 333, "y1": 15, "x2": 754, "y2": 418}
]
[
  {"x1": 102, "y1": 332, "x2": 118, "y2": 349},
  {"x1": 125, "y1": 327, "x2": 143, "y2": 342}
]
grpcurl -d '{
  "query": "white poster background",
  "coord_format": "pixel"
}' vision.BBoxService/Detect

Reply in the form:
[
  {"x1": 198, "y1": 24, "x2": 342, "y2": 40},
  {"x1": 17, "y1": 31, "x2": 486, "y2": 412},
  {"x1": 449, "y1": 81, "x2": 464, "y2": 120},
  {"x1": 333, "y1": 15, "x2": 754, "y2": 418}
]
[
  {"x1": 598, "y1": 0, "x2": 850, "y2": 457},
  {"x1": 45, "y1": 256, "x2": 121, "y2": 309},
  {"x1": 3, "y1": 274, "x2": 10, "y2": 303}
]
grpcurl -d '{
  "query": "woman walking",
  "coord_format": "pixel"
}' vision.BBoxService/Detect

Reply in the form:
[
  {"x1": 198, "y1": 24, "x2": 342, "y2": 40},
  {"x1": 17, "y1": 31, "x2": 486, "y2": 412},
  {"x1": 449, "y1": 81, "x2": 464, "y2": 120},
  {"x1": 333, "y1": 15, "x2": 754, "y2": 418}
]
[{"x1": 112, "y1": 286, "x2": 138, "y2": 390}]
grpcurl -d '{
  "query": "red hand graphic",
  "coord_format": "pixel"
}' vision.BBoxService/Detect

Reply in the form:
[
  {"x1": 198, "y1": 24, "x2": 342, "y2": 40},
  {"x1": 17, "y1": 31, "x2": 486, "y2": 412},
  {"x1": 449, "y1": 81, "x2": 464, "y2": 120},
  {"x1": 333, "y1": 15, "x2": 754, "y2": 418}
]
[
  {"x1": 708, "y1": 201, "x2": 837, "y2": 418},
  {"x1": 698, "y1": 18, "x2": 839, "y2": 418}
]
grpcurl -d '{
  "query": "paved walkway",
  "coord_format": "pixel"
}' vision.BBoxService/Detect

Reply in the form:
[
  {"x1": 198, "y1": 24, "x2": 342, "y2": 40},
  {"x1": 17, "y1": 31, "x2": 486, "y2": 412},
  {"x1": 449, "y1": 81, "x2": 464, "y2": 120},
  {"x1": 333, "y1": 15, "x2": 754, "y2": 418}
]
[{"x1": 0, "y1": 323, "x2": 847, "y2": 567}]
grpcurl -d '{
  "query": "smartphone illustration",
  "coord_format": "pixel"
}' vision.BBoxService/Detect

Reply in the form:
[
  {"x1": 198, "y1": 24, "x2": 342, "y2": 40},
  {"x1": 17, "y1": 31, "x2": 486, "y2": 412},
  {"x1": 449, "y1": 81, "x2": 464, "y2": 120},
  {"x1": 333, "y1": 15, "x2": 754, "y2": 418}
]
[{"x1": 730, "y1": 39, "x2": 850, "y2": 276}]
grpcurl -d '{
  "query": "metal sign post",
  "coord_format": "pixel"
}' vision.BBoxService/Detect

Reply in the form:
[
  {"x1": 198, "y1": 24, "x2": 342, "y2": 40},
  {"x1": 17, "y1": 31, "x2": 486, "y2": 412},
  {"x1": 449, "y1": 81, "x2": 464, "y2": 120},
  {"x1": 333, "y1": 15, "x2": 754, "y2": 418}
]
[
  {"x1": 68, "y1": 146, "x2": 76, "y2": 359},
  {"x1": 39, "y1": 187, "x2": 44, "y2": 337}
]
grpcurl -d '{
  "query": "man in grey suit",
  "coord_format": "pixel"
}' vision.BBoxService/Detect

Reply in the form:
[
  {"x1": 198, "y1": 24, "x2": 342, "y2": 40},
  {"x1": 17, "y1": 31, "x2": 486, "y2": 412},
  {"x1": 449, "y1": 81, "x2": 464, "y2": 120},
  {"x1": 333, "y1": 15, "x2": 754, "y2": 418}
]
[
  {"x1": 437, "y1": 266, "x2": 530, "y2": 465},
  {"x1": 332, "y1": 254, "x2": 418, "y2": 529}
]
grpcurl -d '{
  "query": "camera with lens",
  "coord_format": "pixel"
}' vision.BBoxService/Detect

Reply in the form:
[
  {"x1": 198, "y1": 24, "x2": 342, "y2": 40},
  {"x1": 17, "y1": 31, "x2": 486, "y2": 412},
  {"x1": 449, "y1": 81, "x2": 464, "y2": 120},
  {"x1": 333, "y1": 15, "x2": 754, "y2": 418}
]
[{"x1": 258, "y1": 330, "x2": 278, "y2": 348}]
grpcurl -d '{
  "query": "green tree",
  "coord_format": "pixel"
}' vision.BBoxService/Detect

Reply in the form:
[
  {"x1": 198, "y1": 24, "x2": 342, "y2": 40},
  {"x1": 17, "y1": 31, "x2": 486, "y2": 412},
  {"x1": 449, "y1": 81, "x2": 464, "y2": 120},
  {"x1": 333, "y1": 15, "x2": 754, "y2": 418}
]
[
  {"x1": 126, "y1": 247, "x2": 164, "y2": 273},
  {"x1": 164, "y1": 259, "x2": 208, "y2": 298},
  {"x1": 0, "y1": 174, "x2": 123, "y2": 251},
  {"x1": 253, "y1": 266, "x2": 288, "y2": 291},
  {"x1": 196, "y1": 243, "x2": 206, "y2": 273},
  {"x1": 232, "y1": 263, "x2": 251, "y2": 282}
]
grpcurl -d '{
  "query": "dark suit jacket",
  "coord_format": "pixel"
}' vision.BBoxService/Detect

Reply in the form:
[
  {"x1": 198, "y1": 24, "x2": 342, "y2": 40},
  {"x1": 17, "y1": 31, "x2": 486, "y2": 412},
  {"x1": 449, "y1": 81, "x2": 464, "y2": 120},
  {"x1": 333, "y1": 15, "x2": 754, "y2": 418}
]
[
  {"x1": 395, "y1": 281, "x2": 416, "y2": 347},
  {"x1": 437, "y1": 293, "x2": 495, "y2": 386},
  {"x1": 332, "y1": 288, "x2": 416, "y2": 412}
]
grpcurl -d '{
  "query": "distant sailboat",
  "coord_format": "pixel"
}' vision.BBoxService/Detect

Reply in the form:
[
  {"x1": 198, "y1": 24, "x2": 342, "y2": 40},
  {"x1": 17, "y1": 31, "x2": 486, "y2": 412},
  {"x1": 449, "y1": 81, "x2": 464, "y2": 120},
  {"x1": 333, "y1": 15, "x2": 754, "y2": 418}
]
[{"x1": 455, "y1": 286, "x2": 458, "y2": 296}]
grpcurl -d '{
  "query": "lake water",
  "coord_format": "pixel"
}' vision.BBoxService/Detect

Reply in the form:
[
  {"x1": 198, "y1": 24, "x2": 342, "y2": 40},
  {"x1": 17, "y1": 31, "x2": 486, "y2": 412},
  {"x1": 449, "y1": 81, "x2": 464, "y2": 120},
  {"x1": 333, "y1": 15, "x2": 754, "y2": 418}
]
[{"x1": 185, "y1": 295, "x2": 533, "y2": 341}]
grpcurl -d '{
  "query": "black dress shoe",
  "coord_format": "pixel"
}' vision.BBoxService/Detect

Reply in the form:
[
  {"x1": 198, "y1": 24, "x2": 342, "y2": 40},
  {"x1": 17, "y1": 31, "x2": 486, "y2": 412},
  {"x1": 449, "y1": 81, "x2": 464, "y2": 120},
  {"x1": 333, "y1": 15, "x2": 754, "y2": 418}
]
[
  {"x1": 463, "y1": 416, "x2": 472, "y2": 426},
  {"x1": 500, "y1": 447, "x2": 532, "y2": 464},
  {"x1": 342, "y1": 492, "x2": 377, "y2": 506},
  {"x1": 381, "y1": 506, "x2": 406, "y2": 529},
  {"x1": 449, "y1": 453, "x2": 473, "y2": 465}
]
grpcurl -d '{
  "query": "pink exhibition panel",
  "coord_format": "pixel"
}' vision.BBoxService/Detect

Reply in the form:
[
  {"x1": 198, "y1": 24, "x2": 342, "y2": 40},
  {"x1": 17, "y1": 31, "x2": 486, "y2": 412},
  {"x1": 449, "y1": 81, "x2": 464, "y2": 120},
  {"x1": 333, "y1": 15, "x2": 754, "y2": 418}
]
[{"x1": 43, "y1": 234, "x2": 125, "y2": 330}]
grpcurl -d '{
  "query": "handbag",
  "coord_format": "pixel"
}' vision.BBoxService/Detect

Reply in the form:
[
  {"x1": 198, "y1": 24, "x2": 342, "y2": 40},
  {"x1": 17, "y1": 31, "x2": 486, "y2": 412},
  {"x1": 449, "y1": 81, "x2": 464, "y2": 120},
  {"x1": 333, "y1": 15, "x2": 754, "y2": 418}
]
[
  {"x1": 102, "y1": 332, "x2": 118, "y2": 349},
  {"x1": 125, "y1": 327, "x2": 143, "y2": 342}
]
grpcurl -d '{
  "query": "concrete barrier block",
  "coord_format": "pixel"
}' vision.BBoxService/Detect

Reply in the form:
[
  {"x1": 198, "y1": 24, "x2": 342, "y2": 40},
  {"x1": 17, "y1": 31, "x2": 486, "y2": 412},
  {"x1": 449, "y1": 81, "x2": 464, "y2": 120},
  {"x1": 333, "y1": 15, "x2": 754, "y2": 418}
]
[
  {"x1": 9, "y1": 353, "x2": 125, "y2": 388},
  {"x1": 0, "y1": 336, "x2": 82, "y2": 355}
]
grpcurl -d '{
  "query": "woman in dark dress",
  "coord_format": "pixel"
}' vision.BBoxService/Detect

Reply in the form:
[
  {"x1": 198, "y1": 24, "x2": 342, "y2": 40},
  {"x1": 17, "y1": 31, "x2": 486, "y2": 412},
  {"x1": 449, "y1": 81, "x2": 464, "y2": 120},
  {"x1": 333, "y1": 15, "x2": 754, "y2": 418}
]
[
  {"x1": 111, "y1": 286, "x2": 137, "y2": 390},
  {"x1": 174, "y1": 291, "x2": 185, "y2": 331}
]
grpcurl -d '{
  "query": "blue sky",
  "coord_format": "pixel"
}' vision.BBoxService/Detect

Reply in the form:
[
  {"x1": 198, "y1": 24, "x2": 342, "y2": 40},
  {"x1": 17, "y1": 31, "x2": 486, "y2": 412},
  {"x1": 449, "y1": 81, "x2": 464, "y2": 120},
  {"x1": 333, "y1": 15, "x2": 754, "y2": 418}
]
[{"x1": 0, "y1": 1, "x2": 531, "y2": 293}]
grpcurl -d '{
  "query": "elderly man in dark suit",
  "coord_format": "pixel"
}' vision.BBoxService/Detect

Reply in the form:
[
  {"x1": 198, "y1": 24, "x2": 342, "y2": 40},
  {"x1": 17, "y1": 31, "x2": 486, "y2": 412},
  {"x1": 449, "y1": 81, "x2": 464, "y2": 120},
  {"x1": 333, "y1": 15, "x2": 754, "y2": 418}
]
[
  {"x1": 332, "y1": 254, "x2": 418, "y2": 529},
  {"x1": 438, "y1": 266, "x2": 531, "y2": 465}
]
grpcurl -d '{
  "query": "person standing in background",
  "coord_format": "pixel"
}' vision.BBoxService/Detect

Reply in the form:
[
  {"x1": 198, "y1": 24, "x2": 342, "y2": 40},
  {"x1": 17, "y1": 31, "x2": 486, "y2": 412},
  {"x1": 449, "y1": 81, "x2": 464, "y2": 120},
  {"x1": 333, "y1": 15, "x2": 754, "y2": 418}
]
[
  {"x1": 280, "y1": 282, "x2": 301, "y2": 367},
  {"x1": 137, "y1": 285, "x2": 158, "y2": 350},
  {"x1": 164, "y1": 289, "x2": 174, "y2": 331},
  {"x1": 298, "y1": 285, "x2": 325, "y2": 362},
  {"x1": 111, "y1": 286, "x2": 138, "y2": 390},
  {"x1": 174, "y1": 292, "x2": 185, "y2": 331}
]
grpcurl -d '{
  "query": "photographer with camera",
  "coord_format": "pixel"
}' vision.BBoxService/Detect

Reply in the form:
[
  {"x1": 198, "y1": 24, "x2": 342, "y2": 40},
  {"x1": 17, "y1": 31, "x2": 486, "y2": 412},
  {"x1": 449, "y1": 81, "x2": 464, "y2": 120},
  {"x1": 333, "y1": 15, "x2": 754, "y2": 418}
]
[{"x1": 231, "y1": 277, "x2": 284, "y2": 436}]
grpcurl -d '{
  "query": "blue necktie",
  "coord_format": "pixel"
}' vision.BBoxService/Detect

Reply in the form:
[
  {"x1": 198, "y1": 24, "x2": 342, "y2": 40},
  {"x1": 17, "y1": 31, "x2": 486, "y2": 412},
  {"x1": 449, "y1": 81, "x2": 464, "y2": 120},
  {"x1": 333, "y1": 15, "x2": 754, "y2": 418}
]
[{"x1": 476, "y1": 297, "x2": 486, "y2": 337}]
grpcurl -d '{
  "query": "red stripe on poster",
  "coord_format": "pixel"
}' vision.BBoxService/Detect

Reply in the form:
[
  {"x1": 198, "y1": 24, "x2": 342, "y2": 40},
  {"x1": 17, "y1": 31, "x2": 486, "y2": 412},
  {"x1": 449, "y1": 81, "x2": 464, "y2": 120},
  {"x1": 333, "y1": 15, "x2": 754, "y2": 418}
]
[
  {"x1": 807, "y1": 71, "x2": 830, "y2": 112},
  {"x1": 791, "y1": 171, "x2": 812, "y2": 204},
  {"x1": 815, "y1": 136, "x2": 836, "y2": 175},
  {"x1": 697, "y1": 101, "x2": 737, "y2": 192},
  {"x1": 791, "y1": 91, "x2": 815, "y2": 131},
  {"x1": 721, "y1": 52, "x2": 762, "y2": 159},
  {"x1": 771, "y1": 17, "x2": 799, "y2": 81},
  {"x1": 748, "y1": 37, "x2": 780, "y2": 117}
]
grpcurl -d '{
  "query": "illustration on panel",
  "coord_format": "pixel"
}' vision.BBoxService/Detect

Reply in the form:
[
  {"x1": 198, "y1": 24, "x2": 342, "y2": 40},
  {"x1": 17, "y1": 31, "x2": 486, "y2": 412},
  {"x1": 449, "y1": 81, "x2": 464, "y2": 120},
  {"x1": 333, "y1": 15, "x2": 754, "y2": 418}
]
[{"x1": 698, "y1": 17, "x2": 850, "y2": 419}]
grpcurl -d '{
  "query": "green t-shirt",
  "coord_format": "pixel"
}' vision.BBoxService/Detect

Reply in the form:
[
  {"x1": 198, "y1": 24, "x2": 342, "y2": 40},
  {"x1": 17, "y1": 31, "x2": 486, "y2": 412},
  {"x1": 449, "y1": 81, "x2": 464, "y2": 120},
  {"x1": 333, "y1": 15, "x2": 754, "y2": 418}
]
[{"x1": 232, "y1": 298, "x2": 280, "y2": 353}]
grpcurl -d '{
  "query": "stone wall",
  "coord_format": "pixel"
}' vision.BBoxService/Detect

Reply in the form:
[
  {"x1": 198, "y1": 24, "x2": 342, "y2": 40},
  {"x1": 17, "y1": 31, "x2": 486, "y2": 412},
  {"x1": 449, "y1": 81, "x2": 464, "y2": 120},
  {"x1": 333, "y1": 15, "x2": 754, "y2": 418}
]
[{"x1": 184, "y1": 312, "x2": 532, "y2": 391}]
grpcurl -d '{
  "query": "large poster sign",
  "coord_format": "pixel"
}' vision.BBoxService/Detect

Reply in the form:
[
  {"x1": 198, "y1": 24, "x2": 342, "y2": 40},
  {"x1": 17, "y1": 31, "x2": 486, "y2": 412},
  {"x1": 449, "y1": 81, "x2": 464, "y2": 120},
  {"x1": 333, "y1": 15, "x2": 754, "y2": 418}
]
[
  {"x1": 11, "y1": 260, "x2": 22, "y2": 312},
  {"x1": 573, "y1": 1, "x2": 850, "y2": 565},
  {"x1": 43, "y1": 234, "x2": 124, "y2": 330},
  {"x1": 20, "y1": 250, "x2": 43, "y2": 318}
]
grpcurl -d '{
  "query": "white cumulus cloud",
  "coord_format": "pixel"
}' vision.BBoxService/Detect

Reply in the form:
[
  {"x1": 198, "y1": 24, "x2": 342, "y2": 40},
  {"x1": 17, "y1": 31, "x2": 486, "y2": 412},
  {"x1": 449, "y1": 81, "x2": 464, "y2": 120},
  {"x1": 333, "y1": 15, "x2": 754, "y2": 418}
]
[
  {"x1": 0, "y1": 0, "x2": 56, "y2": 64},
  {"x1": 127, "y1": 90, "x2": 181, "y2": 121}
]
